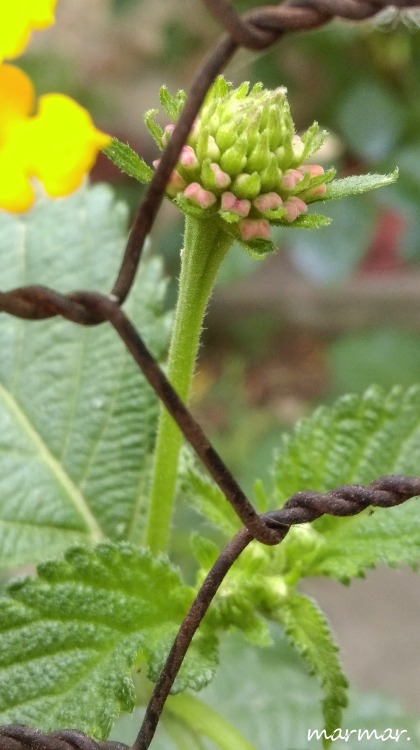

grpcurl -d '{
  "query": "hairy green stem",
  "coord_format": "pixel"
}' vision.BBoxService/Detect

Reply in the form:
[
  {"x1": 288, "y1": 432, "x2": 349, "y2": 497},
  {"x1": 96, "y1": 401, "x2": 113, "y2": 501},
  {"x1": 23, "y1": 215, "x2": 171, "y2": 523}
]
[
  {"x1": 166, "y1": 692, "x2": 257, "y2": 750},
  {"x1": 146, "y1": 216, "x2": 232, "y2": 553}
]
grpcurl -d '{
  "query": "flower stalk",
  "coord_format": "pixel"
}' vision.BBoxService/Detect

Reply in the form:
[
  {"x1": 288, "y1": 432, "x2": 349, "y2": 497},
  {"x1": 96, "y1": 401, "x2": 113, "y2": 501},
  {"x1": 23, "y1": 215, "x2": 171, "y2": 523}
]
[{"x1": 146, "y1": 216, "x2": 232, "y2": 553}]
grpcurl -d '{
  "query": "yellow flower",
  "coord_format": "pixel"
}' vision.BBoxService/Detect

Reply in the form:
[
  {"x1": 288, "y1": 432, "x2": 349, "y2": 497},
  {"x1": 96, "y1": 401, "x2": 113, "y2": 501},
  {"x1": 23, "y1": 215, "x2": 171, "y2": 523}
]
[
  {"x1": 0, "y1": 65, "x2": 111, "y2": 212},
  {"x1": 0, "y1": 3, "x2": 111, "y2": 212},
  {"x1": 0, "y1": 0, "x2": 57, "y2": 62}
]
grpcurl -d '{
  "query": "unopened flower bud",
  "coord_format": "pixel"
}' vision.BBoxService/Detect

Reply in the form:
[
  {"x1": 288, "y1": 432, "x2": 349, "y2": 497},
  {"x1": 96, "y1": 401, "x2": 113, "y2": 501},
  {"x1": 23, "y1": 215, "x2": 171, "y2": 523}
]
[
  {"x1": 215, "y1": 121, "x2": 239, "y2": 152},
  {"x1": 179, "y1": 145, "x2": 199, "y2": 171},
  {"x1": 253, "y1": 193, "x2": 283, "y2": 212},
  {"x1": 183, "y1": 183, "x2": 217, "y2": 209},
  {"x1": 221, "y1": 192, "x2": 251, "y2": 218},
  {"x1": 201, "y1": 161, "x2": 231, "y2": 192},
  {"x1": 281, "y1": 169, "x2": 305, "y2": 192},
  {"x1": 162, "y1": 124, "x2": 175, "y2": 147},
  {"x1": 240, "y1": 218, "x2": 271, "y2": 241},
  {"x1": 147, "y1": 76, "x2": 337, "y2": 248},
  {"x1": 231, "y1": 172, "x2": 261, "y2": 200},
  {"x1": 284, "y1": 196, "x2": 308, "y2": 222},
  {"x1": 291, "y1": 135, "x2": 305, "y2": 162},
  {"x1": 220, "y1": 142, "x2": 248, "y2": 176}
]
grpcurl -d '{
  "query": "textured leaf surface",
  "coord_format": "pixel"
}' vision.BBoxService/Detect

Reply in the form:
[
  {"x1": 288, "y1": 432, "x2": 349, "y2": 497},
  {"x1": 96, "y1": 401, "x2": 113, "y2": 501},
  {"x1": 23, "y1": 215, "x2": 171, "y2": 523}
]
[
  {"x1": 159, "y1": 86, "x2": 186, "y2": 122},
  {"x1": 104, "y1": 139, "x2": 153, "y2": 184},
  {"x1": 272, "y1": 386, "x2": 420, "y2": 580},
  {"x1": 180, "y1": 454, "x2": 241, "y2": 537},
  {"x1": 323, "y1": 170, "x2": 398, "y2": 201},
  {"x1": 0, "y1": 542, "x2": 217, "y2": 738},
  {"x1": 0, "y1": 184, "x2": 171, "y2": 568},
  {"x1": 288, "y1": 213, "x2": 332, "y2": 229},
  {"x1": 276, "y1": 593, "x2": 348, "y2": 736}
]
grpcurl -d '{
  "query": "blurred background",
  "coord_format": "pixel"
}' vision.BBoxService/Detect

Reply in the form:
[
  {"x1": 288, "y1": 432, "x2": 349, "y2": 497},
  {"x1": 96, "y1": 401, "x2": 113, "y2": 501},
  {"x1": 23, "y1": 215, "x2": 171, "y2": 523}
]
[{"x1": 23, "y1": 0, "x2": 420, "y2": 718}]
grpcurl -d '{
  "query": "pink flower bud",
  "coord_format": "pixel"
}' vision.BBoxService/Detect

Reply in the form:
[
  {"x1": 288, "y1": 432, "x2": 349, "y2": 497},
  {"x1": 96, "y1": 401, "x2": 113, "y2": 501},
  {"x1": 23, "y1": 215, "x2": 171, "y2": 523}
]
[
  {"x1": 240, "y1": 219, "x2": 271, "y2": 241},
  {"x1": 183, "y1": 182, "x2": 216, "y2": 208},
  {"x1": 280, "y1": 169, "x2": 304, "y2": 191},
  {"x1": 210, "y1": 163, "x2": 231, "y2": 189},
  {"x1": 284, "y1": 196, "x2": 308, "y2": 222},
  {"x1": 221, "y1": 192, "x2": 251, "y2": 217},
  {"x1": 166, "y1": 170, "x2": 186, "y2": 197},
  {"x1": 153, "y1": 160, "x2": 186, "y2": 196},
  {"x1": 298, "y1": 164, "x2": 325, "y2": 178},
  {"x1": 253, "y1": 192, "x2": 283, "y2": 212},
  {"x1": 302, "y1": 183, "x2": 327, "y2": 200},
  {"x1": 162, "y1": 124, "x2": 175, "y2": 146},
  {"x1": 179, "y1": 145, "x2": 199, "y2": 170}
]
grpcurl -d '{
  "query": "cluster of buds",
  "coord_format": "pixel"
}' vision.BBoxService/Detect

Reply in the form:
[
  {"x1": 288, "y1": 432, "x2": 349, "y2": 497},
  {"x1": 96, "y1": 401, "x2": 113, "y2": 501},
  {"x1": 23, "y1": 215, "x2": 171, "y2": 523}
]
[{"x1": 148, "y1": 77, "x2": 335, "y2": 253}]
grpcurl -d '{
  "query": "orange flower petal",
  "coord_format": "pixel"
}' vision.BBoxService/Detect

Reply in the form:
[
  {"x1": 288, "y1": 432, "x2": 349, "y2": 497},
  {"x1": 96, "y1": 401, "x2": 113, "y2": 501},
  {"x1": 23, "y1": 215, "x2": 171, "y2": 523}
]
[{"x1": 0, "y1": 65, "x2": 34, "y2": 142}]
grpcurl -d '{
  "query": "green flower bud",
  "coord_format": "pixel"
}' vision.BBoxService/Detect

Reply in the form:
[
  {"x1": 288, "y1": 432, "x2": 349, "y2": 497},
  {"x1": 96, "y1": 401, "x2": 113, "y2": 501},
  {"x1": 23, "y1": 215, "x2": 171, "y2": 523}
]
[
  {"x1": 215, "y1": 121, "x2": 240, "y2": 152},
  {"x1": 220, "y1": 138, "x2": 248, "y2": 175},
  {"x1": 231, "y1": 172, "x2": 261, "y2": 200},
  {"x1": 246, "y1": 132, "x2": 271, "y2": 173},
  {"x1": 201, "y1": 160, "x2": 231, "y2": 192}
]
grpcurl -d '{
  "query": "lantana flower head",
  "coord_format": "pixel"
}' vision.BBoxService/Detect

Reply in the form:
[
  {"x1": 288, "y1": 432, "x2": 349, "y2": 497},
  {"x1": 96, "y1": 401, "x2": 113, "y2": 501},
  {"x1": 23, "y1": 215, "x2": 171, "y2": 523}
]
[
  {"x1": 0, "y1": 3, "x2": 111, "y2": 213},
  {"x1": 147, "y1": 77, "x2": 337, "y2": 255},
  {"x1": 106, "y1": 79, "x2": 396, "y2": 255}
]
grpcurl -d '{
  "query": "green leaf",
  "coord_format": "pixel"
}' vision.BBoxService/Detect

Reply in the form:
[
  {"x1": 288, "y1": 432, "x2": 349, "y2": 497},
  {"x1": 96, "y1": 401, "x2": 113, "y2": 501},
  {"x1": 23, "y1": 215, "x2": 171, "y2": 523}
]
[
  {"x1": 285, "y1": 213, "x2": 332, "y2": 229},
  {"x1": 0, "y1": 184, "x2": 172, "y2": 568},
  {"x1": 301, "y1": 122, "x2": 328, "y2": 161},
  {"x1": 159, "y1": 86, "x2": 187, "y2": 122},
  {"x1": 201, "y1": 626, "x2": 326, "y2": 749},
  {"x1": 272, "y1": 386, "x2": 420, "y2": 580},
  {"x1": 239, "y1": 237, "x2": 276, "y2": 259},
  {"x1": 180, "y1": 455, "x2": 241, "y2": 537},
  {"x1": 0, "y1": 542, "x2": 217, "y2": 738},
  {"x1": 144, "y1": 109, "x2": 164, "y2": 148},
  {"x1": 104, "y1": 138, "x2": 153, "y2": 183},
  {"x1": 276, "y1": 593, "x2": 348, "y2": 739},
  {"x1": 190, "y1": 532, "x2": 220, "y2": 570},
  {"x1": 323, "y1": 170, "x2": 398, "y2": 202}
]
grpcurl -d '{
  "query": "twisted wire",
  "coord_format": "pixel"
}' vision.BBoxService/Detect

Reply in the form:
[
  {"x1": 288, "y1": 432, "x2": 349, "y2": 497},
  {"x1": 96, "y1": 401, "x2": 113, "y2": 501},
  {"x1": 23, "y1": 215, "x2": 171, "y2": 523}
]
[
  {"x1": 0, "y1": 727, "x2": 128, "y2": 750},
  {"x1": 1, "y1": 1, "x2": 420, "y2": 749}
]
